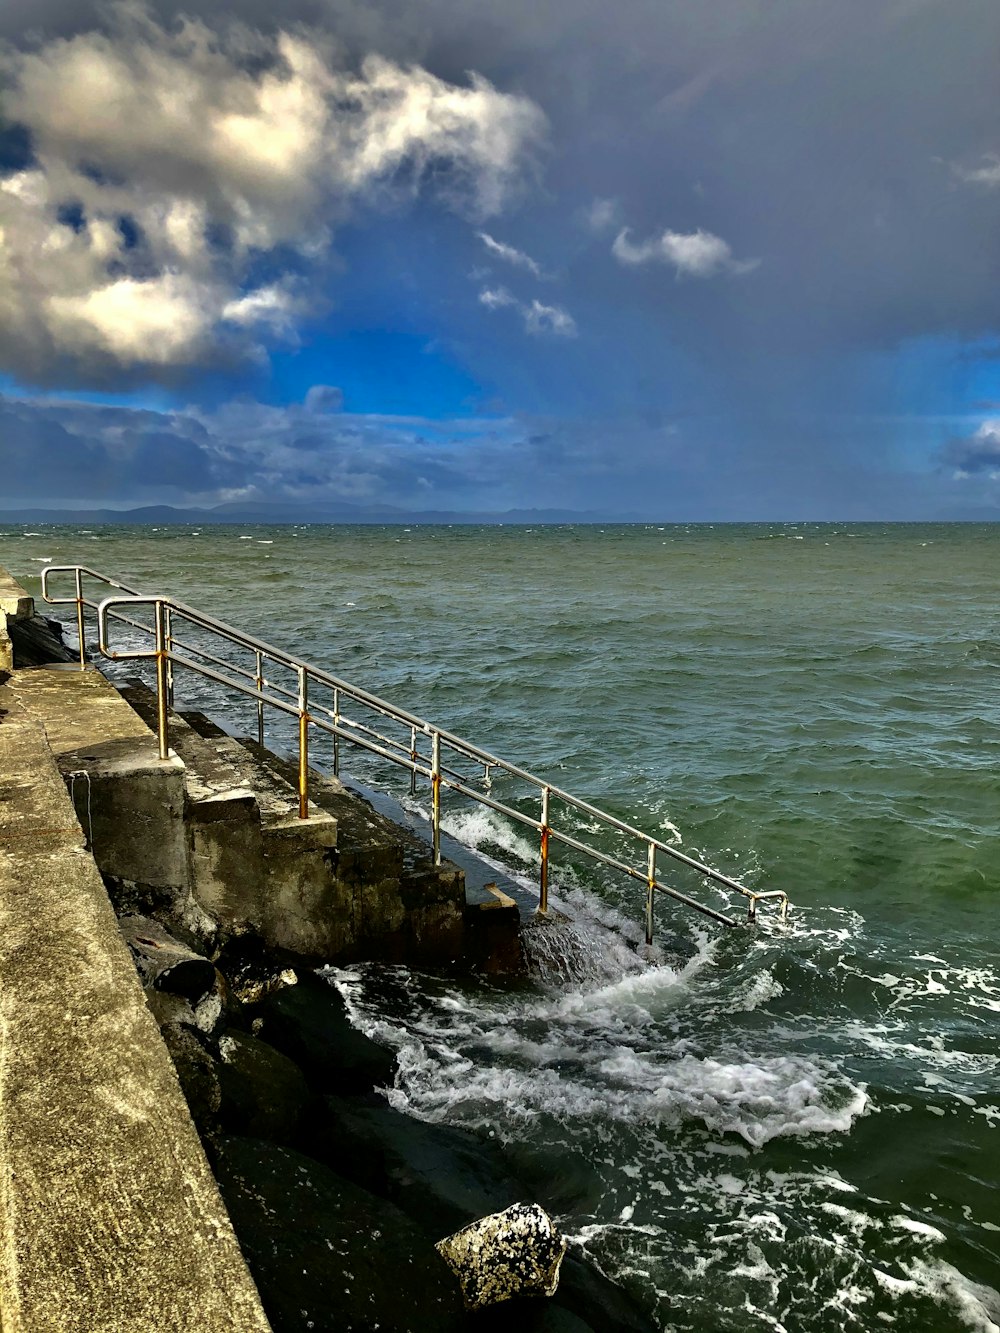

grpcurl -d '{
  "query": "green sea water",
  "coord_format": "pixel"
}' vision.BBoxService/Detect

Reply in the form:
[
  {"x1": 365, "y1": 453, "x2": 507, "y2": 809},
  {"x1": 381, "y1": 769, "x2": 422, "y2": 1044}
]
[{"x1": 5, "y1": 520, "x2": 1000, "y2": 1331}]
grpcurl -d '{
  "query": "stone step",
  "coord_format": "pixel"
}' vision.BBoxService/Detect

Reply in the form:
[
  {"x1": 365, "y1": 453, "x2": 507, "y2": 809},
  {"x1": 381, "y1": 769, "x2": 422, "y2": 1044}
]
[
  {"x1": 0, "y1": 700, "x2": 271, "y2": 1332},
  {"x1": 180, "y1": 710, "x2": 468, "y2": 966},
  {"x1": 118, "y1": 681, "x2": 339, "y2": 955}
]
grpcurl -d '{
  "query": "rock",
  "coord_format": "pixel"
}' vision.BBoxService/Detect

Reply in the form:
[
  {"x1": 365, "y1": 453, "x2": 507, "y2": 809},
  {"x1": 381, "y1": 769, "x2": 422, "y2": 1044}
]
[
  {"x1": 217, "y1": 1030, "x2": 312, "y2": 1142},
  {"x1": 211, "y1": 1135, "x2": 466, "y2": 1333},
  {"x1": 120, "y1": 914, "x2": 216, "y2": 1001},
  {"x1": 436, "y1": 1202, "x2": 567, "y2": 1311},
  {"x1": 310, "y1": 1095, "x2": 524, "y2": 1234},
  {"x1": 554, "y1": 1252, "x2": 658, "y2": 1333},
  {"x1": 8, "y1": 613, "x2": 76, "y2": 667},
  {"x1": 307, "y1": 1098, "x2": 646, "y2": 1332},
  {"x1": 160, "y1": 1023, "x2": 221, "y2": 1135},
  {"x1": 254, "y1": 972, "x2": 397, "y2": 1095}
]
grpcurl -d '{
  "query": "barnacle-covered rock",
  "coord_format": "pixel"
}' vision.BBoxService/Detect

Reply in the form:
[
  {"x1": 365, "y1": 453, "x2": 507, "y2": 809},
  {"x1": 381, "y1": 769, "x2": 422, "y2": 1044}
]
[{"x1": 436, "y1": 1201, "x2": 567, "y2": 1310}]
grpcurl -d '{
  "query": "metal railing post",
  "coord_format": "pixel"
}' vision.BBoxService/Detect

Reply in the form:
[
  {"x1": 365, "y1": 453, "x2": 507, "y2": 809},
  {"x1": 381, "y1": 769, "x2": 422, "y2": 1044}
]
[
  {"x1": 409, "y1": 725, "x2": 417, "y2": 796},
  {"x1": 255, "y1": 650, "x2": 265, "y2": 746},
  {"x1": 333, "y1": 688, "x2": 340, "y2": 776},
  {"x1": 645, "y1": 842, "x2": 656, "y2": 946},
  {"x1": 298, "y1": 667, "x2": 309, "y2": 819},
  {"x1": 164, "y1": 605, "x2": 174, "y2": 710},
  {"x1": 539, "y1": 785, "x2": 551, "y2": 914},
  {"x1": 74, "y1": 567, "x2": 86, "y2": 670},
  {"x1": 431, "y1": 731, "x2": 441, "y2": 865},
  {"x1": 154, "y1": 600, "x2": 169, "y2": 761}
]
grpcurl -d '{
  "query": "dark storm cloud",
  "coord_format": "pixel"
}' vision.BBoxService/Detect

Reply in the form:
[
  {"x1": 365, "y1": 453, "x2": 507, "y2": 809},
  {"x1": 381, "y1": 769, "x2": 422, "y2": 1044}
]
[
  {"x1": 2, "y1": 1, "x2": 999, "y2": 516},
  {"x1": 2, "y1": 0, "x2": 997, "y2": 371}
]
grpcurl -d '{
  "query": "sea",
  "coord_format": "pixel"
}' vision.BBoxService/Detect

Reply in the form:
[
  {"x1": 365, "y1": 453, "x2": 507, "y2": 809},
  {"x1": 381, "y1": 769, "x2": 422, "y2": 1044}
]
[{"x1": 4, "y1": 520, "x2": 1000, "y2": 1332}]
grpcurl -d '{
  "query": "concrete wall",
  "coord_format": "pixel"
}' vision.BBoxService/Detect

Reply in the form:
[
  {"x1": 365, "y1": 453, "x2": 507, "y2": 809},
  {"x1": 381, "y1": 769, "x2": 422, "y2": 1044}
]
[{"x1": 0, "y1": 686, "x2": 272, "y2": 1332}]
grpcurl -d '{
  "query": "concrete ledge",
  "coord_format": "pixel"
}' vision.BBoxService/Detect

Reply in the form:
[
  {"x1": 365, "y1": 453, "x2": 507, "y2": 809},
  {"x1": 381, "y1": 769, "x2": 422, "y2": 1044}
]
[
  {"x1": 0, "y1": 718, "x2": 271, "y2": 1332},
  {"x1": 0, "y1": 569, "x2": 33, "y2": 621},
  {"x1": 9, "y1": 668, "x2": 189, "y2": 894}
]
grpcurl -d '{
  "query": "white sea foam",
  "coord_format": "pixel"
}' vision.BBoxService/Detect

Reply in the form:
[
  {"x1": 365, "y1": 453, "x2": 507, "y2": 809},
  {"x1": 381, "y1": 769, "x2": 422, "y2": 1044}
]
[{"x1": 901, "y1": 1260, "x2": 1000, "y2": 1332}]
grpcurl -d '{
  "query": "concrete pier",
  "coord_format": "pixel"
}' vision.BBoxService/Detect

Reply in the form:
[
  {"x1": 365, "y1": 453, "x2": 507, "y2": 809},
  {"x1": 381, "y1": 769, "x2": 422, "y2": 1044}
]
[
  {"x1": 0, "y1": 573, "x2": 274, "y2": 1333},
  {"x1": 0, "y1": 563, "x2": 525, "y2": 1328},
  {"x1": 0, "y1": 679, "x2": 272, "y2": 1331}
]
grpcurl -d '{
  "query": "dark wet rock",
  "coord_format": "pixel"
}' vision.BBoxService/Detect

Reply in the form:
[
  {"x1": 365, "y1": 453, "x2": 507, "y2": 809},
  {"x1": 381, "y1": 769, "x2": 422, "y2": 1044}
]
[
  {"x1": 160, "y1": 1023, "x2": 221, "y2": 1135},
  {"x1": 211, "y1": 1135, "x2": 466, "y2": 1333},
  {"x1": 120, "y1": 913, "x2": 217, "y2": 1001},
  {"x1": 474, "y1": 1303, "x2": 596, "y2": 1332},
  {"x1": 214, "y1": 933, "x2": 300, "y2": 1006},
  {"x1": 311, "y1": 1095, "x2": 524, "y2": 1233},
  {"x1": 8, "y1": 613, "x2": 76, "y2": 667},
  {"x1": 254, "y1": 973, "x2": 397, "y2": 1095},
  {"x1": 217, "y1": 1030, "x2": 312, "y2": 1142},
  {"x1": 437, "y1": 1202, "x2": 567, "y2": 1311},
  {"x1": 305, "y1": 1098, "x2": 647, "y2": 1332},
  {"x1": 555, "y1": 1252, "x2": 658, "y2": 1333}
]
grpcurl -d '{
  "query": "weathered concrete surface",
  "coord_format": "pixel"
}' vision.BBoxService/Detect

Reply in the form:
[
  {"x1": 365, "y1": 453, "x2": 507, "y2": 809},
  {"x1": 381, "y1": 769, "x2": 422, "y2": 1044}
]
[
  {"x1": 235, "y1": 734, "x2": 467, "y2": 966},
  {"x1": 122, "y1": 683, "x2": 341, "y2": 952},
  {"x1": 7, "y1": 666, "x2": 197, "y2": 924},
  {"x1": 0, "y1": 568, "x2": 33, "y2": 621},
  {"x1": 0, "y1": 710, "x2": 272, "y2": 1332}
]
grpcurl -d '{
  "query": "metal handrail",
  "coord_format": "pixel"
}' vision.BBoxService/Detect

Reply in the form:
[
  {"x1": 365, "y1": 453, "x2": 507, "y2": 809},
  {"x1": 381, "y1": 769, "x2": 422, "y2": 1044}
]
[{"x1": 41, "y1": 564, "x2": 789, "y2": 939}]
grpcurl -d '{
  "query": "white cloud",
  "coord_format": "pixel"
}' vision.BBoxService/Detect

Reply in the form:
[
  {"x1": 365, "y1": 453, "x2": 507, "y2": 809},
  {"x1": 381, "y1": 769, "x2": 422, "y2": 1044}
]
[
  {"x1": 478, "y1": 286, "x2": 576, "y2": 336},
  {"x1": 953, "y1": 156, "x2": 1000, "y2": 189},
  {"x1": 0, "y1": 8, "x2": 546, "y2": 379},
  {"x1": 478, "y1": 230, "x2": 542, "y2": 276},
  {"x1": 582, "y1": 197, "x2": 621, "y2": 233},
  {"x1": 525, "y1": 299, "x2": 577, "y2": 337},
  {"x1": 612, "y1": 225, "x2": 758, "y2": 277},
  {"x1": 479, "y1": 285, "x2": 517, "y2": 310}
]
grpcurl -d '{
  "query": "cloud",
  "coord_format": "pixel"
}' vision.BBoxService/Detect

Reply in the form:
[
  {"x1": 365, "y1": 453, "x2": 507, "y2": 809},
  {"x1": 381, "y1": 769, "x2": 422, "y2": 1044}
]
[
  {"x1": 524, "y1": 299, "x2": 576, "y2": 336},
  {"x1": 0, "y1": 6, "x2": 546, "y2": 381},
  {"x1": 953, "y1": 156, "x2": 1000, "y2": 189},
  {"x1": 581, "y1": 196, "x2": 621, "y2": 234},
  {"x1": 477, "y1": 230, "x2": 542, "y2": 276},
  {"x1": 304, "y1": 384, "x2": 345, "y2": 413},
  {"x1": 478, "y1": 286, "x2": 575, "y2": 336},
  {"x1": 612, "y1": 225, "x2": 758, "y2": 277},
  {"x1": 478, "y1": 285, "x2": 517, "y2": 310},
  {"x1": 942, "y1": 420, "x2": 1000, "y2": 475}
]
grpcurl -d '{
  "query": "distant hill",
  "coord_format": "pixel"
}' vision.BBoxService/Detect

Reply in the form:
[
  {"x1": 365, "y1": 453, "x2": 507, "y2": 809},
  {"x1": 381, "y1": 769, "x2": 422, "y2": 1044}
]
[{"x1": 0, "y1": 502, "x2": 642, "y2": 525}]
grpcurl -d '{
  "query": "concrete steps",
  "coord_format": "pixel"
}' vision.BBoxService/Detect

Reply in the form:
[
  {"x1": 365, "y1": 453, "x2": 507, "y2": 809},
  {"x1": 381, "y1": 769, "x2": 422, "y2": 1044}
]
[
  {"x1": 180, "y1": 707, "x2": 468, "y2": 966},
  {"x1": 118, "y1": 682, "x2": 340, "y2": 954},
  {"x1": 116, "y1": 679, "x2": 468, "y2": 966},
  {"x1": 0, "y1": 676, "x2": 271, "y2": 1332}
]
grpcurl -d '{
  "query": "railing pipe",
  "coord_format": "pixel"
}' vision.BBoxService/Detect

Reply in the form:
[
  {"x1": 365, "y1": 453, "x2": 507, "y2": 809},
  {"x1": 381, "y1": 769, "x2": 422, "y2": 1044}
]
[
  {"x1": 74, "y1": 566, "x2": 86, "y2": 670},
  {"x1": 82, "y1": 580, "x2": 787, "y2": 931},
  {"x1": 255, "y1": 650, "x2": 265, "y2": 746},
  {"x1": 431, "y1": 731, "x2": 442, "y2": 865},
  {"x1": 645, "y1": 843, "x2": 656, "y2": 945},
  {"x1": 298, "y1": 666, "x2": 309, "y2": 819},
  {"x1": 333, "y1": 688, "x2": 341, "y2": 776},
  {"x1": 154, "y1": 600, "x2": 169, "y2": 761},
  {"x1": 539, "y1": 786, "x2": 551, "y2": 915},
  {"x1": 164, "y1": 605, "x2": 175, "y2": 710}
]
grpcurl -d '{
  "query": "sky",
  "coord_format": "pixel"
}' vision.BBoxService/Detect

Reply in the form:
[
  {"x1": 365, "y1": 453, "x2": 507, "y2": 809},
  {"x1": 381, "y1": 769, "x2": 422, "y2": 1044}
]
[{"x1": 1, "y1": 0, "x2": 999, "y2": 518}]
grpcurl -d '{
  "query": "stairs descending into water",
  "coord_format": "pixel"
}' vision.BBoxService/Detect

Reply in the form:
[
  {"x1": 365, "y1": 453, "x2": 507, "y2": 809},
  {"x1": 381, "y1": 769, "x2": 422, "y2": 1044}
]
[{"x1": 116, "y1": 677, "x2": 478, "y2": 967}]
